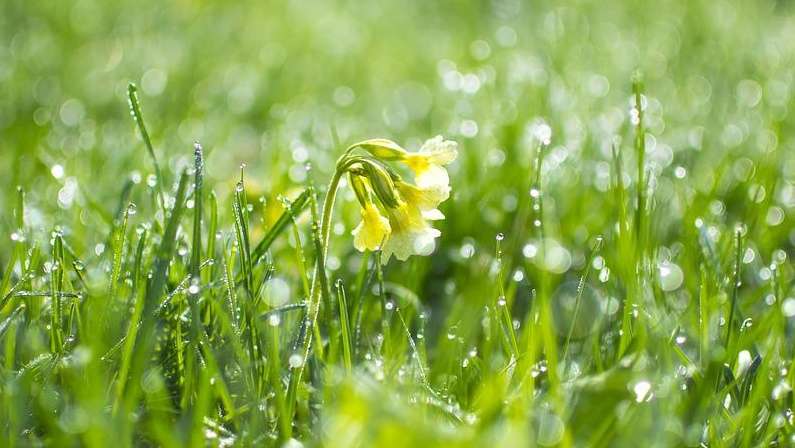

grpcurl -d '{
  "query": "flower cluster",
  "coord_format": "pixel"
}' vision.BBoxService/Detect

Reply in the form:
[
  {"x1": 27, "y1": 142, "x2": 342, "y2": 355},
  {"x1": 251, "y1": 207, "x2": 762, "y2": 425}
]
[{"x1": 341, "y1": 136, "x2": 458, "y2": 263}]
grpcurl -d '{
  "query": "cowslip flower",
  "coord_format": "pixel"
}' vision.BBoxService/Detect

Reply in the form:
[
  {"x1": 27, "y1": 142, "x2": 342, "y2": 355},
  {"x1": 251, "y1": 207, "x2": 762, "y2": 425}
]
[
  {"x1": 343, "y1": 136, "x2": 458, "y2": 263},
  {"x1": 293, "y1": 135, "x2": 456, "y2": 397}
]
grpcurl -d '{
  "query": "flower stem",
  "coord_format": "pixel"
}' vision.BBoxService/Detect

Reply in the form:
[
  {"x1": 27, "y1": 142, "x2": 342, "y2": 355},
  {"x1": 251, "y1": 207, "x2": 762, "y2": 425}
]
[{"x1": 284, "y1": 166, "x2": 344, "y2": 437}]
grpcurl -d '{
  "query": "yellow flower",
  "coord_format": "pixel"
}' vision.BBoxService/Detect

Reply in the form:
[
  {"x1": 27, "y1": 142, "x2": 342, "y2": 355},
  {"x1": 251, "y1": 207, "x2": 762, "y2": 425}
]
[
  {"x1": 381, "y1": 201, "x2": 440, "y2": 263},
  {"x1": 344, "y1": 136, "x2": 458, "y2": 263},
  {"x1": 395, "y1": 180, "x2": 448, "y2": 218},
  {"x1": 403, "y1": 136, "x2": 458, "y2": 189},
  {"x1": 352, "y1": 203, "x2": 391, "y2": 252}
]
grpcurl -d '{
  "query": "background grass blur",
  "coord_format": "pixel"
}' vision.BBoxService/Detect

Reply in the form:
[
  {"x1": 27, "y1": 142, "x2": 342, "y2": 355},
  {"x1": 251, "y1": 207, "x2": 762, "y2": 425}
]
[
  {"x1": 3, "y1": 0, "x2": 794, "y2": 252},
  {"x1": 2, "y1": 0, "x2": 795, "y2": 446}
]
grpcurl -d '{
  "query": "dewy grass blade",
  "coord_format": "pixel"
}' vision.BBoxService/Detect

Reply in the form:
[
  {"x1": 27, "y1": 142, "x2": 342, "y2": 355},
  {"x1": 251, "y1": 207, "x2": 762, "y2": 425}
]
[
  {"x1": 109, "y1": 202, "x2": 132, "y2": 304},
  {"x1": 287, "y1": 197, "x2": 312, "y2": 298},
  {"x1": 127, "y1": 83, "x2": 167, "y2": 216},
  {"x1": 232, "y1": 176, "x2": 254, "y2": 298},
  {"x1": 527, "y1": 141, "x2": 560, "y2": 393},
  {"x1": 562, "y1": 236, "x2": 603, "y2": 364},
  {"x1": 182, "y1": 142, "x2": 206, "y2": 410},
  {"x1": 0, "y1": 250, "x2": 18, "y2": 311},
  {"x1": 335, "y1": 279, "x2": 353, "y2": 373},
  {"x1": 221, "y1": 236, "x2": 240, "y2": 331},
  {"x1": 251, "y1": 189, "x2": 311, "y2": 262},
  {"x1": 205, "y1": 190, "x2": 218, "y2": 284},
  {"x1": 265, "y1": 298, "x2": 290, "y2": 437},
  {"x1": 0, "y1": 305, "x2": 24, "y2": 341},
  {"x1": 190, "y1": 143, "x2": 205, "y2": 280},
  {"x1": 724, "y1": 227, "x2": 744, "y2": 359},
  {"x1": 494, "y1": 233, "x2": 519, "y2": 360},
  {"x1": 117, "y1": 170, "x2": 190, "y2": 413},
  {"x1": 49, "y1": 231, "x2": 65, "y2": 354},
  {"x1": 113, "y1": 228, "x2": 147, "y2": 404}
]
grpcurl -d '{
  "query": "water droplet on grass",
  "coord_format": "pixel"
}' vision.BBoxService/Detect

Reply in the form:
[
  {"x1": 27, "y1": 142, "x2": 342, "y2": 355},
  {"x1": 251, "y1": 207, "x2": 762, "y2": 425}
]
[
  {"x1": 633, "y1": 380, "x2": 652, "y2": 402},
  {"x1": 51, "y1": 164, "x2": 64, "y2": 179},
  {"x1": 536, "y1": 410, "x2": 564, "y2": 446},
  {"x1": 658, "y1": 261, "x2": 684, "y2": 291},
  {"x1": 737, "y1": 350, "x2": 752, "y2": 376},
  {"x1": 782, "y1": 298, "x2": 795, "y2": 317},
  {"x1": 288, "y1": 354, "x2": 303, "y2": 368},
  {"x1": 523, "y1": 243, "x2": 538, "y2": 258},
  {"x1": 268, "y1": 314, "x2": 281, "y2": 327}
]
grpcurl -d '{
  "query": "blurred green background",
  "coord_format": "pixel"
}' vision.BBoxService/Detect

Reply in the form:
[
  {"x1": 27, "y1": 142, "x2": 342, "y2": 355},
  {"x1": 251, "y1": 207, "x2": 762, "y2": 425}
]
[
  {"x1": 3, "y1": 0, "x2": 795, "y2": 445},
  {"x1": 3, "y1": 0, "x2": 794, "y2": 337}
]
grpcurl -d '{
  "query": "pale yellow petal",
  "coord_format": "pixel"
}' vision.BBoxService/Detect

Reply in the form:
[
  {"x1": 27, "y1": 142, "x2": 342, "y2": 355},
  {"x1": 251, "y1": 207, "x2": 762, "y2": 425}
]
[
  {"x1": 380, "y1": 202, "x2": 442, "y2": 264},
  {"x1": 396, "y1": 181, "x2": 449, "y2": 212},
  {"x1": 419, "y1": 135, "x2": 458, "y2": 165},
  {"x1": 352, "y1": 204, "x2": 391, "y2": 252},
  {"x1": 422, "y1": 209, "x2": 445, "y2": 220},
  {"x1": 414, "y1": 164, "x2": 450, "y2": 191}
]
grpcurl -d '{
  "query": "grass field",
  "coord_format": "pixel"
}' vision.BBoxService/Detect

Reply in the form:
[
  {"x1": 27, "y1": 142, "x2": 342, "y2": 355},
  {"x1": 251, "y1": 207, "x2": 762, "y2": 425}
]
[{"x1": 1, "y1": 0, "x2": 795, "y2": 446}]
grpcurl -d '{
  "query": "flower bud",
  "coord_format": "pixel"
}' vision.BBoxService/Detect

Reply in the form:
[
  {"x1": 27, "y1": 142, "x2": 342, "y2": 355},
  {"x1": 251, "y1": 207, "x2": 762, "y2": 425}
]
[
  {"x1": 361, "y1": 161, "x2": 400, "y2": 209},
  {"x1": 352, "y1": 138, "x2": 407, "y2": 161},
  {"x1": 348, "y1": 173, "x2": 372, "y2": 208}
]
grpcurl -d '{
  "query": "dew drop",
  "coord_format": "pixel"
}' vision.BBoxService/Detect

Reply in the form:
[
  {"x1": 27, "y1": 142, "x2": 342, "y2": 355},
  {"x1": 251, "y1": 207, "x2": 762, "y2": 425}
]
[
  {"x1": 288, "y1": 353, "x2": 304, "y2": 368},
  {"x1": 268, "y1": 314, "x2": 281, "y2": 327},
  {"x1": 633, "y1": 380, "x2": 652, "y2": 402}
]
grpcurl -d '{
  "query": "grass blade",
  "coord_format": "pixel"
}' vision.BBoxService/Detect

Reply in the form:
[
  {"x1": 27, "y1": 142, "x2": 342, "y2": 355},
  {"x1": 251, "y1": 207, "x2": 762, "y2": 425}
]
[
  {"x1": 127, "y1": 82, "x2": 167, "y2": 216},
  {"x1": 251, "y1": 189, "x2": 311, "y2": 262}
]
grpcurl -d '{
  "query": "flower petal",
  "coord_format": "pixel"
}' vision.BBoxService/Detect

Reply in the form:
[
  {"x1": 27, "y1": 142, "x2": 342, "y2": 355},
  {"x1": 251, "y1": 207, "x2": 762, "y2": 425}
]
[
  {"x1": 419, "y1": 136, "x2": 458, "y2": 165},
  {"x1": 352, "y1": 204, "x2": 391, "y2": 252},
  {"x1": 422, "y1": 209, "x2": 445, "y2": 220},
  {"x1": 415, "y1": 164, "x2": 450, "y2": 190},
  {"x1": 396, "y1": 181, "x2": 449, "y2": 212},
  {"x1": 381, "y1": 202, "x2": 442, "y2": 264}
]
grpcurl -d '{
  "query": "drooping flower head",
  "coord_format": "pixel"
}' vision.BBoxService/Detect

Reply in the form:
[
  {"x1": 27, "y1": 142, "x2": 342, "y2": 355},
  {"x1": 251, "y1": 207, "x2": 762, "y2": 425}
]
[{"x1": 343, "y1": 136, "x2": 458, "y2": 263}]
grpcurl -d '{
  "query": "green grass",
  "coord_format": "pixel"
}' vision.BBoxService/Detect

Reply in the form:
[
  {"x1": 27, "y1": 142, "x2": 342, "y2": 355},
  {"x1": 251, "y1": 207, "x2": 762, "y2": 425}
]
[{"x1": 2, "y1": 0, "x2": 795, "y2": 446}]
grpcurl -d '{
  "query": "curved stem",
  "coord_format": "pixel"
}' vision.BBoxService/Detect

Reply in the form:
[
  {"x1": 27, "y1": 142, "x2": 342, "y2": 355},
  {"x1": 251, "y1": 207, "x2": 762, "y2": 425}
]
[
  {"x1": 284, "y1": 167, "x2": 344, "y2": 436},
  {"x1": 319, "y1": 169, "x2": 344, "y2": 258}
]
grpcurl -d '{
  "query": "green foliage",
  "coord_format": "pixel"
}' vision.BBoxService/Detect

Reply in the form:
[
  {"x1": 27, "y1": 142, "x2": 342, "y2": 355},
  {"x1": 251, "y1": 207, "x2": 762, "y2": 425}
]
[{"x1": 1, "y1": 0, "x2": 795, "y2": 446}]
